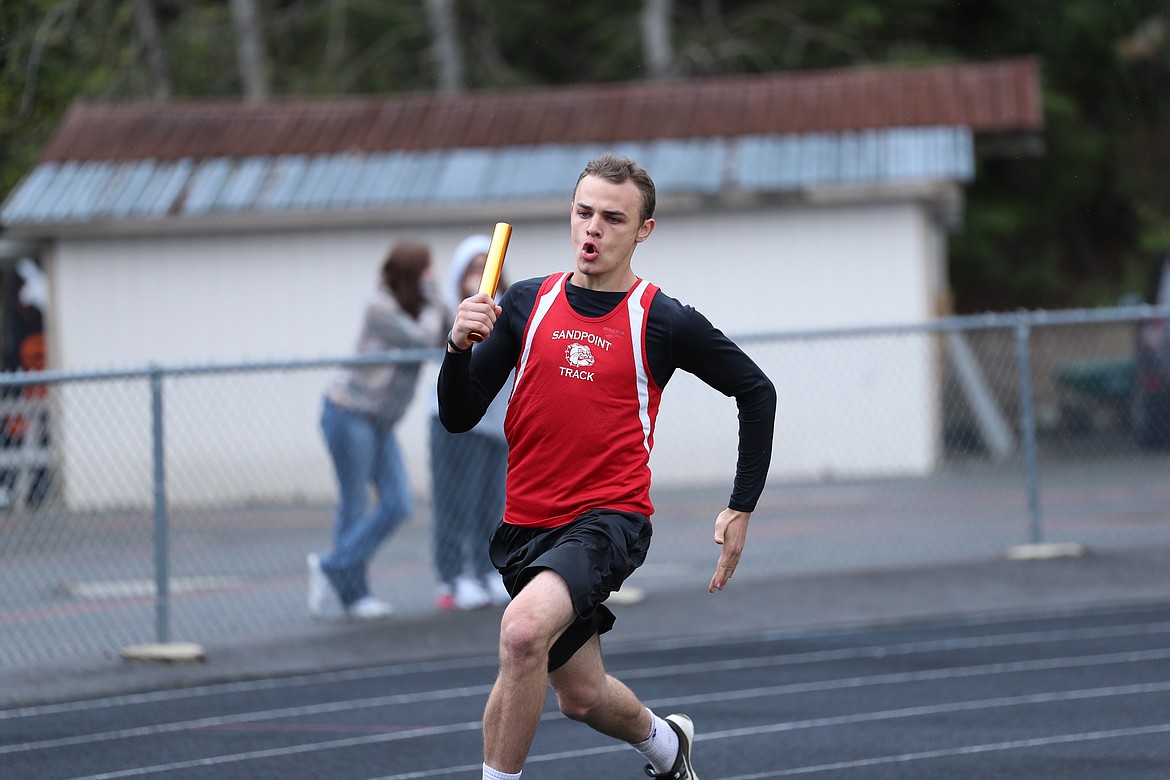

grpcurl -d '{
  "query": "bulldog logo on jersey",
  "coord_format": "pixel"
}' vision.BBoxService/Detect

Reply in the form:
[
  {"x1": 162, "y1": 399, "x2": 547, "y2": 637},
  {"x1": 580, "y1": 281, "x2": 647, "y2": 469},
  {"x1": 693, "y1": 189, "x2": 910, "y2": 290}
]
[
  {"x1": 560, "y1": 342, "x2": 596, "y2": 381},
  {"x1": 565, "y1": 343, "x2": 595, "y2": 367}
]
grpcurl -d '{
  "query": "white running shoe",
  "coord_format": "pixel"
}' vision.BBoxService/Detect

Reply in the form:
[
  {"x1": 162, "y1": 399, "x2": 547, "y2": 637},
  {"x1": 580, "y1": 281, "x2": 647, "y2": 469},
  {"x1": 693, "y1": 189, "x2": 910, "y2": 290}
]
[
  {"x1": 307, "y1": 553, "x2": 335, "y2": 617},
  {"x1": 454, "y1": 576, "x2": 491, "y2": 610},
  {"x1": 346, "y1": 595, "x2": 393, "y2": 620},
  {"x1": 484, "y1": 575, "x2": 512, "y2": 606},
  {"x1": 606, "y1": 585, "x2": 647, "y2": 606},
  {"x1": 644, "y1": 713, "x2": 697, "y2": 779}
]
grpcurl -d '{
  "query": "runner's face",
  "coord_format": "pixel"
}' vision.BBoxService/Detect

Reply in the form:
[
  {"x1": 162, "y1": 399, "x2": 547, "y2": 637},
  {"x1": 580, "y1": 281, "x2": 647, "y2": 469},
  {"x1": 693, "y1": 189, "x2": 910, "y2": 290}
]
[{"x1": 570, "y1": 175, "x2": 653, "y2": 290}]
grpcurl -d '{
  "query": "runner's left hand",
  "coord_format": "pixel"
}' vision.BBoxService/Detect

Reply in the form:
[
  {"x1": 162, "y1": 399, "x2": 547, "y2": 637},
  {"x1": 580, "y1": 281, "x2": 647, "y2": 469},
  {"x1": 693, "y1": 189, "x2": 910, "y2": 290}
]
[{"x1": 710, "y1": 508, "x2": 750, "y2": 593}]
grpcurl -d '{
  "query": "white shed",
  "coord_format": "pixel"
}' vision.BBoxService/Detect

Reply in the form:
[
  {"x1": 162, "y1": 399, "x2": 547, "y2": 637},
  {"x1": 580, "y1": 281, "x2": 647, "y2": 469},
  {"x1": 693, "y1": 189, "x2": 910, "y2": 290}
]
[{"x1": 0, "y1": 58, "x2": 1043, "y2": 510}]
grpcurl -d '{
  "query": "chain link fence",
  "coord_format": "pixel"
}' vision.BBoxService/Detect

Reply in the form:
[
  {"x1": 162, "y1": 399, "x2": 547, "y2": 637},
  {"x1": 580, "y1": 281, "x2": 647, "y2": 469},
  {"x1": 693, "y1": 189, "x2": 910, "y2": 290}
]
[{"x1": 2, "y1": 307, "x2": 1168, "y2": 672}]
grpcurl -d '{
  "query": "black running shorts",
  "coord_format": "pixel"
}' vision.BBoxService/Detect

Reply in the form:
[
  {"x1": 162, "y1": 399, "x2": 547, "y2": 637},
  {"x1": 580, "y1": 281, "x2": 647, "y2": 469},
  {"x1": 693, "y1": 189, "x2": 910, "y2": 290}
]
[{"x1": 488, "y1": 508, "x2": 652, "y2": 671}]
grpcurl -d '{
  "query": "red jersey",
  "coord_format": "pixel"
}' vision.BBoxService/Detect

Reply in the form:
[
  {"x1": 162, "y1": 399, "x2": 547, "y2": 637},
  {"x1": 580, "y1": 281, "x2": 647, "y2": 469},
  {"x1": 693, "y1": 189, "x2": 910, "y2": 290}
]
[{"x1": 503, "y1": 272, "x2": 662, "y2": 528}]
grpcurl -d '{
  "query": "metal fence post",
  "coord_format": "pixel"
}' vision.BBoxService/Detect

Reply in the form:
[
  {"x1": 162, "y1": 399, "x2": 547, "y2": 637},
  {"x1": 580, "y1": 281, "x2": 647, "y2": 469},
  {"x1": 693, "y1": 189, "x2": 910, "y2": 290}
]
[
  {"x1": 150, "y1": 366, "x2": 170, "y2": 644},
  {"x1": 1014, "y1": 318, "x2": 1043, "y2": 545}
]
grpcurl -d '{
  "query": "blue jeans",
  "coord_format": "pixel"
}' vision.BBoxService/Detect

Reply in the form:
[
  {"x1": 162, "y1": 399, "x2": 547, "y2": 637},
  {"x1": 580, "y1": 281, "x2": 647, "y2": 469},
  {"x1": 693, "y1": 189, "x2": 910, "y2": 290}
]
[
  {"x1": 319, "y1": 397, "x2": 412, "y2": 606},
  {"x1": 429, "y1": 417, "x2": 507, "y2": 586}
]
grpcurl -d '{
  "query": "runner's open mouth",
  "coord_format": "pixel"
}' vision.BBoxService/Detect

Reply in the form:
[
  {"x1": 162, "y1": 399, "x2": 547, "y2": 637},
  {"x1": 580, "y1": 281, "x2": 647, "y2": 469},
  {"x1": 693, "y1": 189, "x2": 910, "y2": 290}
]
[{"x1": 583, "y1": 242, "x2": 598, "y2": 256}]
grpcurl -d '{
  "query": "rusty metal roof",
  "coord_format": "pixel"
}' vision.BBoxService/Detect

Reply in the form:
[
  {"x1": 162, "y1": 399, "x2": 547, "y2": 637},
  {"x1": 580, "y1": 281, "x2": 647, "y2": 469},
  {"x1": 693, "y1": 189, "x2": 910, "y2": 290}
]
[
  {"x1": 1, "y1": 58, "x2": 1040, "y2": 230},
  {"x1": 37, "y1": 58, "x2": 1040, "y2": 162}
]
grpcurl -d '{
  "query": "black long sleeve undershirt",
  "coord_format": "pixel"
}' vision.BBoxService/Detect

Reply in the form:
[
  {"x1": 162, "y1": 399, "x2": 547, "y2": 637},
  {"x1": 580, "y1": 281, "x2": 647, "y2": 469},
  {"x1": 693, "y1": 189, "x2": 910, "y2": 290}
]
[{"x1": 438, "y1": 276, "x2": 777, "y2": 513}]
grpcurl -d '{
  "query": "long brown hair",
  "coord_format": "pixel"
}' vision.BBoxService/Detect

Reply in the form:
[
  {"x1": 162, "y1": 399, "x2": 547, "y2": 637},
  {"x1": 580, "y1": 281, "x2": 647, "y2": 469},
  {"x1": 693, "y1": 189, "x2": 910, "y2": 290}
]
[{"x1": 381, "y1": 242, "x2": 431, "y2": 319}]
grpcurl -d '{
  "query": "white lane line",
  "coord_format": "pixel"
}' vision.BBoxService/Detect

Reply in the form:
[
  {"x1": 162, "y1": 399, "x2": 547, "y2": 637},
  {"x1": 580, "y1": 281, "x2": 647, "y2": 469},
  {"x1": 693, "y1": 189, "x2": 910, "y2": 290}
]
[
  {"x1": 613, "y1": 619, "x2": 1170, "y2": 682},
  {"x1": 8, "y1": 616, "x2": 1170, "y2": 721},
  {"x1": 61, "y1": 720, "x2": 485, "y2": 780},
  {"x1": 10, "y1": 628, "x2": 1170, "y2": 758},
  {"x1": 61, "y1": 576, "x2": 246, "y2": 600},
  {"x1": 41, "y1": 672, "x2": 1170, "y2": 778},
  {"x1": 719, "y1": 722, "x2": 1170, "y2": 778},
  {"x1": 643, "y1": 647, "x2": 1170, "y2": 710},
  {"x1": 10, "y1": 646, "x2": 1170, "y2": 757},
  {"x1": 609, "y1": 602, "x2": 1170, "y2": 656},
  {"x1": 0, "y1": 655, "x2": 499, "y2": 720},
  {"x1": 435, "y1": 682, "x2": 1170, "y2": 780},
  {"x1": 60, "y1": 682, "x2": 1170, "y2": 780},
  {"x1": 1, "y1": 683, "x2": 493, "y2": 756}
]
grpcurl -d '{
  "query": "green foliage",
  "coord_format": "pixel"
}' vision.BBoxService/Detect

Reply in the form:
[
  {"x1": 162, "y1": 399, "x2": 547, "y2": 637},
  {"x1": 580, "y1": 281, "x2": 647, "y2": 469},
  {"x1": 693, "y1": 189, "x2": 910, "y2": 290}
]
[{"x1": 2, "y1": 0, "x2": 1169, "y2": 311}]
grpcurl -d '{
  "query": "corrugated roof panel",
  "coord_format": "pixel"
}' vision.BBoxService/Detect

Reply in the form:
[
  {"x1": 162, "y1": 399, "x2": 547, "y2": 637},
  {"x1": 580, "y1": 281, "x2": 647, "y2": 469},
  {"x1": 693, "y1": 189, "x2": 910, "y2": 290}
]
[
  {"x1": 27, "y1": 161, "x2": 82, "y2": 222},
  {"x1": 641, "y1": 138, "x2": 724, "y2": 194},
  {"x1": 131, "y1": 159, "x2": 193, "y2": 217},
  {"x1": 882, "y1": 127, "x2": 960, "y2": 182},
  {"x1": 258, "y1": 155, "x2": 309, "y2": 211},
  {"x1": 956, "y1": 126, "x2": 974, "y2": 180},
  {"x1": 889, "y1": 128, "x2": 920, "y2": 180},
  {"x1": 477, "y1": 147, "x2": 533, "y2": 201},
  {"x1": 324, "y1": 154, "x2": 370, "y2": 207},
  {"x1": 55, "y1": 163, "x2": 99, "y2": 220},
  {"x1": 735, "y1": 126, "x2": 973, "y2": 192},
  {"x1": 107, "y1": 161, "x2": 158, "y2": 218},
  {"x1": 432, "y1": 148, "x2": 494, "y2": 203},
  {"x1": 0, "y1": 162, "x2": 59, "y2": 223},
  {"x1": 484, "y1": 146, "x2": 590, "y2": 201},
  {"x1": 182, "y1": 158, "x2": 233, "y2": 215},
  {"x1": 391, "y1": 151, "x2": 444, "y2": 205},
  {"x1": 365, "y1": 153, "x2": 420, "y2": 205},
  {"x1": 324, "y1": 154, "x2": 370, "y2": 208},
  {"x1": 802, "y1": 133, "x2": 838, "y2": 187},
  {"x1": 838, "y1": 131, "x2": 877, "y2": 184},
  {"x1": 2, "y1": 129, "x2": 977, "y2": 227},
  {"x1": 921, "y1": 128, "x2": 946, "y2": 179},
  {"x1": 349, "y1": 152, "x2": 407, "y2": 207},
  {"x1": 63, "y1": 162, "x2": 116, "y2": 220},
  {"x1": 285, "y1": 156, "x2": 336, "y2": 210},
  {"x1": 298, "y1": 155, "x2": 353, "y2": 209},
  {"x1": 736, "y1": 136, "x2": 795, "y2": 191},
  {"x1": 218, "y1": 157, "x2": 272, "y2": 211}
]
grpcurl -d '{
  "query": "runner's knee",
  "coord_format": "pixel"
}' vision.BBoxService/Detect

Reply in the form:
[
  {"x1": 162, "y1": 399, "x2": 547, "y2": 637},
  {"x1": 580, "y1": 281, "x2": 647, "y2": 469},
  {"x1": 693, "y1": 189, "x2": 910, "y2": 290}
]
[
  {"x1": 554, "y1": 683, "x2": 604, "y2": 723},
  {"x1": 497, "y1": 608, "x2": 553, "y2": 666}
]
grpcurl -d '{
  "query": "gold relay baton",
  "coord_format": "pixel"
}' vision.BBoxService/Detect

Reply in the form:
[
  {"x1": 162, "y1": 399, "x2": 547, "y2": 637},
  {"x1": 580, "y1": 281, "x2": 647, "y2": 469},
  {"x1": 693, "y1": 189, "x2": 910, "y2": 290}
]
[{"x1": 468, "y1": 222, "x2": 512, "y2": 343}]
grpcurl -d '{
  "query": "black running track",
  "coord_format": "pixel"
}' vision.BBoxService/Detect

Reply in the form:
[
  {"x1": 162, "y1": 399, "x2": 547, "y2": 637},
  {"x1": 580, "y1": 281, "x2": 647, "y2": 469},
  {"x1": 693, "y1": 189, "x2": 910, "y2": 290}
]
[{"x1": 4, "y1": 602, "x2": 1170, "y2": 780}]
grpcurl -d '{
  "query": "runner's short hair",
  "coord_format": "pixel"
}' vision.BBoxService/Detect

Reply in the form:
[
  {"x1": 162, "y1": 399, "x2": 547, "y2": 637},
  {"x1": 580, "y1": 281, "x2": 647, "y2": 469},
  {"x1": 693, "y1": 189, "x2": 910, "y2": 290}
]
[{"x1": 575, "y1": 152, "x2": 656, "y2": 223}]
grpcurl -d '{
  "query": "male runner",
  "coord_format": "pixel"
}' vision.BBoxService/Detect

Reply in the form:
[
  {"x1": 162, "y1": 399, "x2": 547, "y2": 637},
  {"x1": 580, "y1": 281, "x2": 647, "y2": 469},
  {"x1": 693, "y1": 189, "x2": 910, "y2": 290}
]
[{"x1": 439, "y1": 151, "x2": 776, "y2": 779}]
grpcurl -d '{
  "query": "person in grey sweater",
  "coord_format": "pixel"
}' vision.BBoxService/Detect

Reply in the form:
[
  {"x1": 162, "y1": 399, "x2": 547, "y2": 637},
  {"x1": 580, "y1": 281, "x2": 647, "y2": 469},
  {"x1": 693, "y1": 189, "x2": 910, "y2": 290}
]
[{"x1": 309, "y1": 242, "x2": 446, "y2": 619}]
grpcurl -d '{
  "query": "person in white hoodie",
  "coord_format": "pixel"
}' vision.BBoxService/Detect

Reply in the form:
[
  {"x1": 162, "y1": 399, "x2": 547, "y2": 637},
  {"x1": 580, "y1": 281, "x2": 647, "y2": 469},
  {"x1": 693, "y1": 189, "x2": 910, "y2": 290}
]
[{"x1": 428, "y1": 235, "x2": 512, "y2": 610}]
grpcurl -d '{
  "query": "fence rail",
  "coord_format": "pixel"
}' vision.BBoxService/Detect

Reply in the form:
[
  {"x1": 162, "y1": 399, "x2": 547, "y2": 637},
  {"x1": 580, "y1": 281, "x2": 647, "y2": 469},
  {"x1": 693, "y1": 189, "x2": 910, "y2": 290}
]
[{"x1": 1, "y1": 305, "x2": 1168, "y2": 673}]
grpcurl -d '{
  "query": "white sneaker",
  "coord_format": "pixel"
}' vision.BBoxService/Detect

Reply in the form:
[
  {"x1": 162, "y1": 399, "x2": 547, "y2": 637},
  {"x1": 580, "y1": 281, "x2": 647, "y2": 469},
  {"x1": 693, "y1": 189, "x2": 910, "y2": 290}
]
[
  {"x1": 347, "y1": 595, "x2": 393, "y2": 620},
  {"x1": 484, "y1": 575, "x2": 511, "y2": 606},
  {"x1": 606, "y1": 585, "x2": 647, "y2": 606},
  {"x1": 454, "y1": 576, "x2": 491, "y2": 610},
  {"x1": 645, "y1": 713, "x2": 697, "y2": 779},
  {"x1": 307, "y1": 553, "x2": 336, "y2": 617}
]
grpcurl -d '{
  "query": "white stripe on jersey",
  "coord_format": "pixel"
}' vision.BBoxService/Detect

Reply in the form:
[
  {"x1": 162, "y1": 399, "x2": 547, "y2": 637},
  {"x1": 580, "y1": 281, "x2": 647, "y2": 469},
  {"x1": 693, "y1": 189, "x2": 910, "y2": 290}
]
[
  {"x1": 514, "y1": 273, "x2": 567, "y2": 389},
  {"x1": 626, "y1": 278, "x2": 653, "y2": 454}
]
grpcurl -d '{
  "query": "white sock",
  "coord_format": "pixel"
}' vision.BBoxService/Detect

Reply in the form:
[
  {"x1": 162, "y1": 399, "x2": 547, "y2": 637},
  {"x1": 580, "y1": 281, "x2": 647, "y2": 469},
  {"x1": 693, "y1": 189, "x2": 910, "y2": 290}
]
[
  {"x1": 631, "y1": 709, "x2": 679, "y2": 773},
  {"x1": 482, "y1": 763, "x2": 521, "y2": 780}
]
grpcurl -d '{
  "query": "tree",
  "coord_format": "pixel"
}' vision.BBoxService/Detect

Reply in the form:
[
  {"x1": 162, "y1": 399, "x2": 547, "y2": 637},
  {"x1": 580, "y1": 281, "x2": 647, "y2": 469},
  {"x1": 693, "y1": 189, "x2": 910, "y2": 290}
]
[
  {"x1": 4, "y1": 0, "x2": 1170, "y2": 311},
  {"x1": 132, "y1": 0, "x2": 171, "y2": 99},
  {"x1": 641, "y1": 0, "x2": 674, "y2": 79},
  {"x1": 423, "y1": 0, "x2": 465, "y2": 94},
  {"x1": 229, "y1": 0, "x2": 269, "y2": 101}
]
